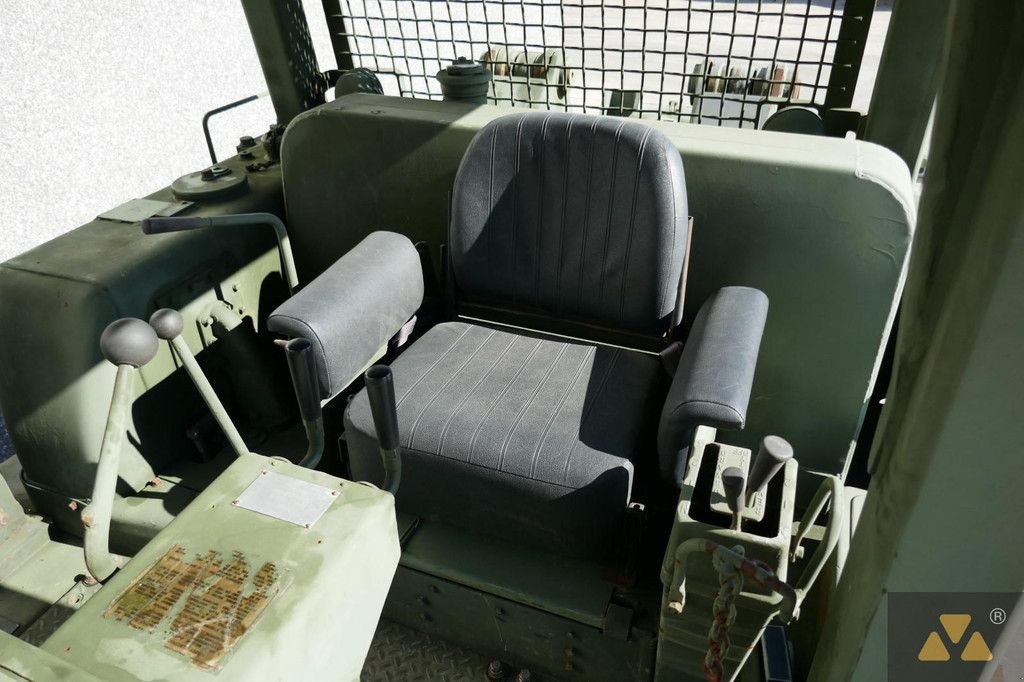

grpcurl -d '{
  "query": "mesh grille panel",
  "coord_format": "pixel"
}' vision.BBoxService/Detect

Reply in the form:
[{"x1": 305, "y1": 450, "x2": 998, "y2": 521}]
[{"x1": 323, "y1": 0, "x2": 850, "y2": 128}]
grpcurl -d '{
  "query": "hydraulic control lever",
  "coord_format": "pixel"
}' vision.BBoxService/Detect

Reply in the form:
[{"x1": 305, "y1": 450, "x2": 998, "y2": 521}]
[
  {"x1": 283, "y1": 338, "x2": 324, "y2": 468},
  {"x1": 746, "y1": 435, "x2": 794, "y2": 505},
  {"x1": 83, "y1": 318, "x2": 159, "y2": 582},
  {"x1": 364, "y1": 365, "x2": 402, "y2": 495},
  {"x1": 140, "y1": 213, "x2": 298, "y2": 293},
  {"x1": 149, "y1": 308, "x2": 249, "y2": 459},
  {"x1": 721, "y1": 466, "x2": 747, "y2": 531}
]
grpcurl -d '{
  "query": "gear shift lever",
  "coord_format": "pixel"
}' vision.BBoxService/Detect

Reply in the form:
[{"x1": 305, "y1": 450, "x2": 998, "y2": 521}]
[
  {"x1": 745, "y1": 435, "x2": 794, "y2": 505},
  {"x1": 283, "y1": 338, "x2": 324, "y2": 468},
  {"x1": 364, "y1": 365, "x2": 401, "y2": 495},
  {"x1": 721, "y1": 466, "x2": 747, "y2": 531},
  {"x1": 83, "y1": 318, "x2": 159, "y2": 582},
  {"x1": 149, "y1": 308, "x2": 248, "y2": 459}
]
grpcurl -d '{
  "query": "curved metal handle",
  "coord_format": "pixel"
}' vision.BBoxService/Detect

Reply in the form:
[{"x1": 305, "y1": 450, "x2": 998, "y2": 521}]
[
  {"x1": 141, "y1": 213, "x2": 298, "y2": 293},
  {"x1": 671, "y1": 537, "x2": 799, "y2": 624},
  {"x1": 790, "y1": 474, "x2": 845, "y2": 603}
]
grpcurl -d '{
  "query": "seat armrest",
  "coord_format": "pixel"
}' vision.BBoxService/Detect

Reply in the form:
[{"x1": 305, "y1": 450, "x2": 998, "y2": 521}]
[
  {"x1": 268, "y1": 231, "x2": 423, "y2": 399},
  {"x1": 657, "y1": 286, "x2": 768, "y2": 484}
]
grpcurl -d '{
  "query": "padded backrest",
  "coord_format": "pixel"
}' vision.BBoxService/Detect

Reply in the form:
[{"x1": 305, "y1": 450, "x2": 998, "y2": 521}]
[{"x1": 450, "y1": 112, "x2": 687, "y2": 335}]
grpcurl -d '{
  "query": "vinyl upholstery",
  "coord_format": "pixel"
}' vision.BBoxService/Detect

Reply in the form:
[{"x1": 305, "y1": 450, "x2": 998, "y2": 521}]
[
  {"x1": 658, "y1": 286, "x2": 769, "y2": 483},
  {"x1": 450, "y1": 111, "x2": 687, "y2": 335},
  {"x1": 268, "y1": 231, "x2": 423, "y2": 398}
]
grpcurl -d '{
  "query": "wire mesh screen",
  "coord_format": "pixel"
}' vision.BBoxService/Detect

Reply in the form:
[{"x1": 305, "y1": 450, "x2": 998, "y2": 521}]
[{"x1": 323, "y1": 0, "x2": 848, "y2": 128}]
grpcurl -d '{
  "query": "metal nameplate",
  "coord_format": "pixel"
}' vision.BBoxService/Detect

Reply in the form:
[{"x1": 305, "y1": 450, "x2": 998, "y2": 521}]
[
  {"x1": 98, "y1": 198, "x2": 193, "y2": 223},
  {"x1": 104, "y1": 544, "x2": 289, "y2": 670},
  {"x1": 234, "y1": 470, "x2": 337, "y2": 528}
]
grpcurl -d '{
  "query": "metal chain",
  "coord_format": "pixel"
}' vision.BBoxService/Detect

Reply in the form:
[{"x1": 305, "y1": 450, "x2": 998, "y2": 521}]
[{"x1": 703, "y1": 545, "x2": 746, "y2": 682}]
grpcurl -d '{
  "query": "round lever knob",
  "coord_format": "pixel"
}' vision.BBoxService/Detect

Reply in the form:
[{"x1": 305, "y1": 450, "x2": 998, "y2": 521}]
[
  {"x1": 149, "y1": 308, "x2": 184, "y2": 340},
  {"x1": 99, "y1": 318, "x2": 159, "y2": 367},
  {"x1": 721, "y1": 466, "x2": 747, "y2": 515}
]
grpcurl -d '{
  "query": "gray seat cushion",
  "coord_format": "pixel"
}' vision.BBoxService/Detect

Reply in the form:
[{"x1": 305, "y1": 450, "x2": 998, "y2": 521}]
[{"x1": 345, "y1": 321, "x2": 663, "y2": 555}]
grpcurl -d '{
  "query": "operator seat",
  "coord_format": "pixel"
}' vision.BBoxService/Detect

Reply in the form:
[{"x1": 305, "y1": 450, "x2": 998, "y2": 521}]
[{"x1": 270, "y1": 111, "x2": 768, "y2": 558}]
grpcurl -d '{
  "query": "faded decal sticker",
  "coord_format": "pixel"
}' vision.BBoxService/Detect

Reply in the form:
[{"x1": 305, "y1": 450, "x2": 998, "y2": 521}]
[{"x1": 104, "y1": 544, "x2": 286, "y2": 670}]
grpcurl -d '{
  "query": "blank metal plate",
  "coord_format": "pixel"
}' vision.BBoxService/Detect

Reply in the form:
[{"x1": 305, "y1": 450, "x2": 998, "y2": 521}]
[
  {"x1": 234, "y1": 469, "x2": 337, "y2": 527},
  {"x1": 97, "y1": 198, "x2": 193, "y2": 223}
]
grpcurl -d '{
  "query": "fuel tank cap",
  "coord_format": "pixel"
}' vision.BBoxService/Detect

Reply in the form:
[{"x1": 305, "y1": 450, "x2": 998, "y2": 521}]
[{"x1": 171, "y1": 164, "x2": 249, "y2": 201}]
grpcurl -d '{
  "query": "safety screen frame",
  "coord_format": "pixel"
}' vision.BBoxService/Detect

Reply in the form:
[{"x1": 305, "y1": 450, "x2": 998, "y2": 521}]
[{"x1": 322, "y1": 0, "x2": 874, "y2": 128}]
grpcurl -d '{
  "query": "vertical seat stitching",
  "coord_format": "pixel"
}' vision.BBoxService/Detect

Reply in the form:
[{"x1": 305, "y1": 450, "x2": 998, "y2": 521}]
[
  {"x1": 555, "y1": 117, "x2": 573, "y2": 311},
  {"x1": 467, "y1": 337, "x2": 545, "y2": 464},
  {"x1": 562, "y1": 348, "x2": 622, "y2": 484},
  {"x1": 436, "y1": 334, "x2": 519, "y2": 458},
  {"x1": 659, "y1": 149, "x2": 679, "y2": 319},
  {"x1": 619, "y1": 128, "x2": 653, "y2": 318},
  {"x1": 511, "y1": 116, "x2": 527, "y2": 305},
  {"x1": 407, "y1": 328, "x2": 499, "y2": 449},
  {"x1": 497, "y1": 343, "x2": 569, "y2": 472},
  {"x1": 575, "y1": 117, "x2": 601, "y2": 310},
  {"x1": 529, "y1": 345, "x2": 595, "y2": 479},
  {"x1": 396, "y1": 324, "x2": 475, "y2": 408},
  {"x1": 533, "y1": 113, "x2": 551, "y2": 305},
  {"x1": 597, "y1": 121, "x2": 627, "y2": 303},
  {"x1": 488, "y1": 124, "x2": 498, "y2": 282}
]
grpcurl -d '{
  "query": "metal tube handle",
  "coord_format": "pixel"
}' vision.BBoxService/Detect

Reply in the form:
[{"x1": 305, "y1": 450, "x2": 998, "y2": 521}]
[
  {"x1": 141, "y1": 213, "x2": 298, "y2": 293},
  {"x1": 284, "y1": 338, "x2": 324, "y2": 468},
  {"x1": 150, "y1": 309, "x2": 249, "y2": 459},
  {"x1": 790, "y1": 474, "x2": 845, "y2": 603},
  {"x1": 364, "y1": 365, "x2": 401, "y2": 494}
]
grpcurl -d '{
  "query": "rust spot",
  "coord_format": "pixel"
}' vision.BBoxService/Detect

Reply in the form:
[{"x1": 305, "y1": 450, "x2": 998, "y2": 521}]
[{"x1": 103, "y1": 544, "x2": 283, "y2": 670}]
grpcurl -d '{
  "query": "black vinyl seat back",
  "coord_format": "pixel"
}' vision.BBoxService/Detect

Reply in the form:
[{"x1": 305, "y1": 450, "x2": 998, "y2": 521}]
[{"x1": 450, "y1": 112, "x2": 688, "y2": 338}]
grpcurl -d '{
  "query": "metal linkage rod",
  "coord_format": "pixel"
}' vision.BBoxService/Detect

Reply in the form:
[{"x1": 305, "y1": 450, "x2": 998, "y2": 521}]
[{"x1": 83, "y1": 318, "x2": 159, "y2": 582}]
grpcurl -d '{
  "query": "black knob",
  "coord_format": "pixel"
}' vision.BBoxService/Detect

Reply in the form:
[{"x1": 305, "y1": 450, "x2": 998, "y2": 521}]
[
  {"x1": 365, "y1": 365, "x2": 400, "y2": 451},
  {"x1": 721, "y1": 466, "x2": 746, "y2": 515},
  {"x1": 99, "y1": 318, "x2": 159, "y2": 367},
  {"x1": 149, "y1": 308, "x2": 184, "y2": 340},
  {"x1": 746, "y1": 435, "x2": 794, "y2": 497}
]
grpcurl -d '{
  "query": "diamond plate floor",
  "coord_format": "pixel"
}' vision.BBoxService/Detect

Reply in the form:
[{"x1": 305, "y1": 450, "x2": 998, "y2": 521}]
[{"x1": 362, "y1": 620, "x2": 522, "y2": 681}]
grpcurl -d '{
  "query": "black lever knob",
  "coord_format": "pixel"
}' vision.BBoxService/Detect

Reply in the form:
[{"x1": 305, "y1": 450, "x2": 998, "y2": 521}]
[
  {"x1": 149, "y1": 308, "x2": 185, "y2": 340},
  {"x1": 746, "y1": 435, "x2": 794, "y2": 498},
  {"x1": 99, "y1": 318, "x2": 159, "y2": 368},
  {"x1": 365, "y1": 365, "x2": 400, "y2": 451}
]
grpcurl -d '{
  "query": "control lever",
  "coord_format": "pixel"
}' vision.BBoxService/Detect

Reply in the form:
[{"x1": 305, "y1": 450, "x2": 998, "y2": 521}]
[
  {"x1": 721, "y1": 466, "x2": 746, "y2": 530},
  {"x1": 83, "y1": 318, "x2": 159, "y2": 582},
  {"x1": 141, "y1": 213, "x2": 299, "y2": 293},
  {"x1": 149, "y1": 308, "x2": 249, "y2": 459},
  {"x1": 745, "y1": 435, "x2": 794, "y2": 505},
  {"x1": 283, "y1": 338, "x2": 324, "y2": 468},
  {"x1": 364, "y1": 365, "x2": 401, "y2": 495}
]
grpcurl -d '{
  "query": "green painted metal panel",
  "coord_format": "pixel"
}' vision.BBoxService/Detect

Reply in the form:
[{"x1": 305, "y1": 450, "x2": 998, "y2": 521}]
[
  {"x1": 42, "y1": 454, "x2": 399, "y2": 680},
  {"x1": 0, "y1": 631, "x2": 104, "y2": 682},
  {"x1": 281, "y1": 95, "x2": 915, "y2": 482},
  {"x1": 0, "y1": 159, "x2": 288, "y2": 531}
]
